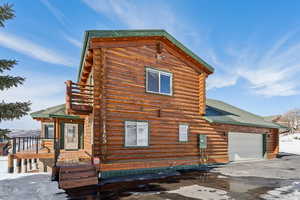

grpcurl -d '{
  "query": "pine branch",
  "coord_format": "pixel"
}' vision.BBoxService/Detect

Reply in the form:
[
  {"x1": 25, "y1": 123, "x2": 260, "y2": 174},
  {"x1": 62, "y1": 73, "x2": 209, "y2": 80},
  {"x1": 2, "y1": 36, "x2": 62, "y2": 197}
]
[
  {"x1": 0, "y1": 3, "x2": 15, "y2": 27},
  {"x1": 0, "y1": 101, "x2": 31, "y2": 122},
  {"x1": 0, "y1": 75, "x2": 25, "y2": 90},
  {"x1": 0, "y1": 129, "x2": 10, "y2": 137},
  {"x1": 0, "y1": 59, "x2": 17, "y2": 72}
]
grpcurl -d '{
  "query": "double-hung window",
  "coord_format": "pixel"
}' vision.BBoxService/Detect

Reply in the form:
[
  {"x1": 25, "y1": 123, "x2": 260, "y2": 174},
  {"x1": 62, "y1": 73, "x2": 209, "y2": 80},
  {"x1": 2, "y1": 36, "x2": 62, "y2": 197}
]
[
  {"x1": 125, "y1": 121, "x2": 149, "y2": 147},
  {"x1": 179, "y1": 124, "x2": 189, "y2": 142},
  {"x1": 146, "y1": 67, "x2": 172, "y2": 95},
  {"x1": 44, "y1": 123, "x2": 54, "y2": 139}
]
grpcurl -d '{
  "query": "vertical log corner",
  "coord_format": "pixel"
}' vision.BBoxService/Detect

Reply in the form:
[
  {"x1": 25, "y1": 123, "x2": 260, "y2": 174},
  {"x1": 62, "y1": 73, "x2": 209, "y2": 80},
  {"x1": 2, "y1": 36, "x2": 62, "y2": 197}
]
[{"x1": 199, "y1": 72, "x2": 207, "y2": 115}]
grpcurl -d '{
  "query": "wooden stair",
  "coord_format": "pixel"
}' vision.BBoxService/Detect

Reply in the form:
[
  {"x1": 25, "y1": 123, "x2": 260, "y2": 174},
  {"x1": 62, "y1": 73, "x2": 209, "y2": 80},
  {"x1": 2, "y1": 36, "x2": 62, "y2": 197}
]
[{"x1": 58, "y1": 164, "x2": 98, "y2": 189}]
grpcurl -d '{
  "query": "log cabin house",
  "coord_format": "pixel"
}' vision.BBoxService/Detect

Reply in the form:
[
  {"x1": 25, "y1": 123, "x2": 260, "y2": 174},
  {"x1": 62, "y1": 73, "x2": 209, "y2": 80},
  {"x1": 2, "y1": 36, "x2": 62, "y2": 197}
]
[{"x1": 8, "y1": 30, "x2": 282, "y2": 189}]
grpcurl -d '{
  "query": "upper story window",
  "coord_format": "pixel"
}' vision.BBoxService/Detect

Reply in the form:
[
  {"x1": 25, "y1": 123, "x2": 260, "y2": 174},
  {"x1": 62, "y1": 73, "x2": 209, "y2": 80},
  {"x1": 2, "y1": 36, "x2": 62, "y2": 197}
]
[{"x1": 146, "y1": 67, "x2": 172, "y2": 96}]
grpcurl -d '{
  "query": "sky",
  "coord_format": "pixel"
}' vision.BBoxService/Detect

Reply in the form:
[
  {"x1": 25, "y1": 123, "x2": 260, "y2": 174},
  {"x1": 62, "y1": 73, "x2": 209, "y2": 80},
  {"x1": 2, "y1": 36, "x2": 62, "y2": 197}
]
[{"x1": 1, "y1": 0, "x2": 300, "y2": 130}]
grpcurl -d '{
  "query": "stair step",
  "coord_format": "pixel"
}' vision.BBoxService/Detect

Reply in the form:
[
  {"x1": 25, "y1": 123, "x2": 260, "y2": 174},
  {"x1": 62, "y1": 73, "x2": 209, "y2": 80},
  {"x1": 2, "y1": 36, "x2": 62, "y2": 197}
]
[
  {"x1": 58, "y1": 164, "x2": 98, "y2": 189},
  {"x1": 60, "y1": 165, "x2": 95, "y2": 173},
  {"x1": 60, "y1": 170, "x2": 97, "y2": 181},
  {"x1": 59, "y1": 176, "x2": 98, "y2": 189}
]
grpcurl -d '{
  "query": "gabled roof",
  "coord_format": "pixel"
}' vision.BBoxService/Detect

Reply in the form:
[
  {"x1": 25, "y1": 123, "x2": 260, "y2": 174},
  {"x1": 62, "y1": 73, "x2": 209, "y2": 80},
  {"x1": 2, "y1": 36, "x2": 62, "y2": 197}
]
[
  {"x1": 205, "y1": 99, "x2": 282, "y2": 129},
  {"x1": 30, "y1": 104, "x2": 80, "y2": 119},
  {"x1": 78, "y1": 29, "x2": 214, "y2": 81}
]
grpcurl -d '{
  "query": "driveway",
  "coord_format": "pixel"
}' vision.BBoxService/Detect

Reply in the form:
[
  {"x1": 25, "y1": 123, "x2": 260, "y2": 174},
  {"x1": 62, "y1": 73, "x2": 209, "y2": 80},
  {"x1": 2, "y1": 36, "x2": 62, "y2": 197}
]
[
  {"x1": 212, "y1": 154, "x2": 300, "y2": 179},
  {"x1": 0, "y1": 155, "x2": 300, "y2": 200}
]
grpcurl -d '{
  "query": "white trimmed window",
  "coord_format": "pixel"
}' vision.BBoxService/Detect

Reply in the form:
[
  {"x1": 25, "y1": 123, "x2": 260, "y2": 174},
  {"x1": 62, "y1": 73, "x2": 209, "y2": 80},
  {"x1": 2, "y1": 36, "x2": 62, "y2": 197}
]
[
  {"x1": 179, "y1": 124, "x2": 189, "y2": 142},
  {"x1": 125, "y1": 121, "x2": 149, "y2": 147},
  {"x1": 146, "y1": 67, "x2": 172, "y2": 95}
]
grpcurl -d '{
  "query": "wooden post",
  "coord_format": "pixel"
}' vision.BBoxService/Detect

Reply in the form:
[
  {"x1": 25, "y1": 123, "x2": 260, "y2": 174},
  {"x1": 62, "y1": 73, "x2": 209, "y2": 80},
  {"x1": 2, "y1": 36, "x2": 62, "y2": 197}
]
[
  {"x1": 36, "y1": 137, "x2": 39, "y2": 154},
  {"x1": 198, "y1": 72, "x2": 207, "y2": 115},
  {"x1": 29, "y1": 159, "x2": 32, "y2": 170},
  {"x1": 7, "y1": 154, "x2": 14, "y2": 173},
  {"x1": 34, "y1": 158, "x2": 38, "y2": 169},
  {"x1": 23, "y1": 159, "x2": 28, "y2": 173},
  {"x1": 53, "y1": 118, "x2": 58, "y2": 167},
  {"x1": 17, "y1": 158, "x2": 22, "y2": 173},
  {"x1": 66, "y1": 80, "x2": 72, "y2": 113},
  {"x1": 18, "y1": 137, "x2": 21, "y2": 152}
]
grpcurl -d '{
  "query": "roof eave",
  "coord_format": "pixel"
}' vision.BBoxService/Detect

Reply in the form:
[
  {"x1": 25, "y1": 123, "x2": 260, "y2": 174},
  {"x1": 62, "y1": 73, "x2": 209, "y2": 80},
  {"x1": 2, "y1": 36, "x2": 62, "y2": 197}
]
[
  {"x1": 77, "y1": 30, "x2": 215, "y2": 82},
  {"x1": 204, "y1": 117, "x2": 281, "y2": 129}
]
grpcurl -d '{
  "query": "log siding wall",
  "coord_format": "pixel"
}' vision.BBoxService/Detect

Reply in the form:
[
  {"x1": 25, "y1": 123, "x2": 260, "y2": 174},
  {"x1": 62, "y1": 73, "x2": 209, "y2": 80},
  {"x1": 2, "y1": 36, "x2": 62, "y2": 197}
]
[
  {"x1": 87, "y1": 40, "x2": 279, "y2": 171},
  {"x1": 94, "y1": 43, "x2": 228, "y2": 167}
]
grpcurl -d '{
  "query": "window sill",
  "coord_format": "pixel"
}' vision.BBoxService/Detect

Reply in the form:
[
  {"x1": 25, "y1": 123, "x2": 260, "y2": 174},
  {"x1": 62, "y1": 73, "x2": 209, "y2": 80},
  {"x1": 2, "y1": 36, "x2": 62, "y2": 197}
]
[
  {"x1": 124, "y1": 145, "x2": 150, "y2": 148},
  {"x1": 145, "y1": 90, "x2": 172, "y2": 96}
]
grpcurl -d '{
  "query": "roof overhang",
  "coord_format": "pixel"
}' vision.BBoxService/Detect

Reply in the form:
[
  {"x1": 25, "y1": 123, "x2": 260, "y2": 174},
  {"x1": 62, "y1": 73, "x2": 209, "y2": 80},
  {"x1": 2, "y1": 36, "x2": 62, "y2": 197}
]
[
  {"x1": 204, "y1": 116, "x2": 282, "y2": 129},
  {"x1": 30, "y1": 113, "x2": 81, "y2": 120}
]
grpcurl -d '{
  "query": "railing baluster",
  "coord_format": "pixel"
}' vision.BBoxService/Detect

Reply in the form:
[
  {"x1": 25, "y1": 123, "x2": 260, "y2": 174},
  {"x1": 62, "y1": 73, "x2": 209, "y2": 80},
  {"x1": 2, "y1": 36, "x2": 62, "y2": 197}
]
[
  {"x1": 36, "y1": 137, "x2": 39, "y2": 154},
  {"x1": 18, "y1": 137, "x2": 21, "y2": 152},
  {"x1": 13, "y1": 138, "x2": 16, "y2": 154}
]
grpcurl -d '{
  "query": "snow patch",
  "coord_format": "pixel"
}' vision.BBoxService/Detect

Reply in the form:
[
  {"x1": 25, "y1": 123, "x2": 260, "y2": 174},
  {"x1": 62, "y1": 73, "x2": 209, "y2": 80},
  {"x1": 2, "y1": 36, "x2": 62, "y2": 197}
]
[
  {"x1": 280, "y1": 133, "x2": 300, "y2": 155},
  {"x1": 261, "y1": 182, "x2": 300, "y2": 200},
  {"x1": 0, "y1": 156, "x2": 48, "y2": 181},
  {"x1": 167, "y1": 185, "x2": 233, "y2": 200}
]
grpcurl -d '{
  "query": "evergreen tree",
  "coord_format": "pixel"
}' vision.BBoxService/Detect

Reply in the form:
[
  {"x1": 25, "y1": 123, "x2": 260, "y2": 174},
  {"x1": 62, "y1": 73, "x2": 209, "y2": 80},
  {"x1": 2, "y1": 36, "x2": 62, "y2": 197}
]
[{"x1": 0, "y1": 3, "x2": 31, "y2": 136}]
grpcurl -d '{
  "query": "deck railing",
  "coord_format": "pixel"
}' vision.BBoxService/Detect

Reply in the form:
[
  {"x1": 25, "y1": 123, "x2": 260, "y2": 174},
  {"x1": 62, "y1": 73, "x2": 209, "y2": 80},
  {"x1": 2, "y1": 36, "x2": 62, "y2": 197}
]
[
  {"x1": 65, "y1": 80, "x2": 94, "y2": 114},
  {"x1": 11, "y1": 136, "x2": 55, "y2": 154}
]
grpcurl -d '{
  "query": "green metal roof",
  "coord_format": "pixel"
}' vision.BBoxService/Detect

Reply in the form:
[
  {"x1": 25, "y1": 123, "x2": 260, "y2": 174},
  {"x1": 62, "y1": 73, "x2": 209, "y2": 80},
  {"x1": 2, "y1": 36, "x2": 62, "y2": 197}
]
[
  {"x1": 30, "y1": 104, "x2": 80, "y2": 119},
  {"x1": 77, "y1": 29, "x2": 214, "y2": 81},
  {"x1": 205, "y1": 99, "x2": 282, "y2": 129},
  {"x1": 31, "y1": 99, "x2": 282, "y2": 129}
]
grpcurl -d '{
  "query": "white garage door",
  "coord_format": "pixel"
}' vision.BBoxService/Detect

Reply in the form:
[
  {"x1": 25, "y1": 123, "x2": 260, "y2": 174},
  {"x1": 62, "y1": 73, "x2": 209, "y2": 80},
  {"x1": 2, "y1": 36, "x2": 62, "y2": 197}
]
[{"x1": 228, "y1": 132, "x2": 263, "y2": 161}]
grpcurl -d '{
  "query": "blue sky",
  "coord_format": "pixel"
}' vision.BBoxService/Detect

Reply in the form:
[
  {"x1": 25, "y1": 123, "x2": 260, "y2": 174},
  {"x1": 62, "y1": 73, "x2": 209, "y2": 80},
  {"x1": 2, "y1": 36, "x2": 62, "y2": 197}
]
[{"x1": 1, "y1": 0, "x2": 300, "y2": 129}]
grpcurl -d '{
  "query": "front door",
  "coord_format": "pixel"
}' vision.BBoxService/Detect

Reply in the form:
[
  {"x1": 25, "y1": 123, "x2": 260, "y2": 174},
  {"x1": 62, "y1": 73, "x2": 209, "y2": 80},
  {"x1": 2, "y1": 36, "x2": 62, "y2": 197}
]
[{"x1": 64, "y1": 123, "x2": 78, "y2": 150}]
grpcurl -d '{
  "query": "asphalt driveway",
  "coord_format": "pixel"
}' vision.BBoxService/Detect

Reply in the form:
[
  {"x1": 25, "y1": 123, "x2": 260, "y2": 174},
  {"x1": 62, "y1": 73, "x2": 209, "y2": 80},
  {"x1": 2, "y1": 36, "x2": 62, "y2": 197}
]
[
  {"x1": 212, "y1": 154, "x2": 300, "y2": 179},
  {"x1": 0, "y1": 154, "x2": 299, "y2": 200}
]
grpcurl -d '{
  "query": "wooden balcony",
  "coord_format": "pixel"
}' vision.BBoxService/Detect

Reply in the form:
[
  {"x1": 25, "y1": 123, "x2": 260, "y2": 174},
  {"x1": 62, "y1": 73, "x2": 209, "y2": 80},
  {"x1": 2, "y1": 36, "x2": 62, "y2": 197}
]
[{"x1": 65, "y1": 80, "x2": 94, "y2": 115}]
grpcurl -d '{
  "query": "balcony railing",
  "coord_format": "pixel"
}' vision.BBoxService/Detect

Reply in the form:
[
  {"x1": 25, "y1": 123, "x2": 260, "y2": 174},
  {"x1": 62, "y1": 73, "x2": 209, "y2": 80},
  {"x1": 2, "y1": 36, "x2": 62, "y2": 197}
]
[
  {"x1": 11, "y1": 136, "x2": 54, "y2": 154},
  {"x1": 65, "y1": 80, "x2": 94, "y2": 115}
]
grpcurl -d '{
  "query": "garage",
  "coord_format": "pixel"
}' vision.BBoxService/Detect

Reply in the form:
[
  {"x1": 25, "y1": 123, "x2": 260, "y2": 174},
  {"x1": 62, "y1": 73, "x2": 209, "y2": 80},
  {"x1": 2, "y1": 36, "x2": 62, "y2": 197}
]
[{"x1": 228, "y1": 132, "x2": 265, "y2": 161}]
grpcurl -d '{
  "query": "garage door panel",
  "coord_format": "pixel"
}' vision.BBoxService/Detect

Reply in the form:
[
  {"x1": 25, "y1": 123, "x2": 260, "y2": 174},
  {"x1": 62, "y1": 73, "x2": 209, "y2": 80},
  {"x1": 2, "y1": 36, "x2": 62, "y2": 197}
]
[{"x1": 229, "y1": 132, "x2": 263, "y2": 161}]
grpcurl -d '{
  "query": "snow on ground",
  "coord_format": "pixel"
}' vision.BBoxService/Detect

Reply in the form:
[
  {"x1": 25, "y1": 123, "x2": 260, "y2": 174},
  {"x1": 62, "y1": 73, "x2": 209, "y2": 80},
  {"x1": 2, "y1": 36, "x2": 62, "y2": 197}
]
[
  {"x1": 167, "y1": 185, "x2": 232, "y2": 200},
  {"x1": 0, "y1": 156, "x2": 47, "y2": 181},
  {"x1": 280, "y1": 133, "x2": 300, "y2": 155},
  {"x1": 261, "y1": 182, "x2": 300, "y2": 200}
]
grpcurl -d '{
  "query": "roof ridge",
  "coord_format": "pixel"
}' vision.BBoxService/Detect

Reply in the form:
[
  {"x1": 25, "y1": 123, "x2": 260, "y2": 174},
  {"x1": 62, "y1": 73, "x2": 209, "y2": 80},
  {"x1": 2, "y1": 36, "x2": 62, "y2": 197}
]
[{"x1": 77, "y1": 29, "x2": 214, "y2": 81}]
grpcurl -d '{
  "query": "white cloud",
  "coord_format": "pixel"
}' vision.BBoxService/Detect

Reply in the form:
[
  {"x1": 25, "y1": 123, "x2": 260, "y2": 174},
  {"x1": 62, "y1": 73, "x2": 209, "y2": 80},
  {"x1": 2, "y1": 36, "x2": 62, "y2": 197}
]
[
  {"x1": 207, "y1": 74, "x2": 238, "y2": 90},
  {"x1": 40, "y1": 0, "x2": 69, "y2": 27},
  {"x1": 82, "y1": 0, "x2": 176, "y2": 32},
  {"x1": 207, "y1": 31, "x2": 300, "y2": 97},
  {"x1": 0, "y1": 31, "x2": 76, "y2": 66},
  {"x1": 0, "y1": 71, "x2": 66, "y2": 129},
  {"x1": 82, "y1": 0, "x2": 300, "y2": 97},
  {"x1": 81, "y1": 0, "x2": 208, "y2": 46},
  {"x1": 64, "y1": 35, "x2": 82, "y2": 48}
]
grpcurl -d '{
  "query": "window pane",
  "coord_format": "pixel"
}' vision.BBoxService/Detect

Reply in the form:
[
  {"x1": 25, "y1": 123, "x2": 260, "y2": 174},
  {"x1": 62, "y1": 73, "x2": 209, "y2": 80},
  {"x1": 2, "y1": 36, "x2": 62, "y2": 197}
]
[
  {"x1": 48, "y1": 125, "x2": 54, "y2": 138},
  {"x1": 125, "y1": 121, "x2": 137, "y2": 146},
  {"x1": 45, "y1": 124, "x2": 54, "y2": 139},
  {"x1": 147, "y1": 70, "x2": 159, "y2": 92},
  {"x1": 160, "y1": 74, "x2": 171, "y2": 94},
  {"x1": 179, "y1": 124, "x2": 188, "y2": 142},
  {"x1": 137, "y1": 122, "x2": 148, "y2": 146}
]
